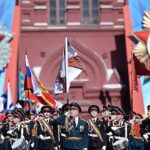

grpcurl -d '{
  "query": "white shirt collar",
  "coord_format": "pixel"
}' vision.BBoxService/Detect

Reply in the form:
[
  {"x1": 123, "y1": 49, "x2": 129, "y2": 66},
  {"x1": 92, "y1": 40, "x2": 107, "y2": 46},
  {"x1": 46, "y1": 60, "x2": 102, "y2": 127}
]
[
  {"x1": 74, "y1": 116, "x2": 79, "y2": 126},
  {"x1": 92, "y1": 117, "x2": 97, "y2": 122}
]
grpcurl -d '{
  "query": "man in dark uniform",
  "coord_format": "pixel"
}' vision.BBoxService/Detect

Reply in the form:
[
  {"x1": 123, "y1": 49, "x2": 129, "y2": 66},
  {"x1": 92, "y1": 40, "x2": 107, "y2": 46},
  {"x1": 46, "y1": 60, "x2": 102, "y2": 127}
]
[
  {"x1": 52, "y1": 109, "x2": 60, "y2": 150},
  {"x1": 129, "y1": 112, "x2": 144, "y2": 150},
  {"x1": 140, "y1": 105, "x2": 150, "y2": 150},
  {"x1": 59, "y1": 103, "x2": 70, "y2": 150},
  {"x1": 12, "y1": 108, "x2": 30, "y2": 142},
  {"x1": 101, "y1": 106, "x2": 114, "y2": 150},
  {"x1": 55, "y1": 102, "x2": 88, "y2": 150},
  {"x1": 110, "y1": 107, "x2": 129, "y2": 150},
  {"x1": 1, "y1": 111, "x2": 14, "y2": 150},
  {"x1": 88, "y1": 105, "x2": 107, "y2": 150},
  {"x1": 36, "y1": 105, "x2": 55, "y2": 150}
]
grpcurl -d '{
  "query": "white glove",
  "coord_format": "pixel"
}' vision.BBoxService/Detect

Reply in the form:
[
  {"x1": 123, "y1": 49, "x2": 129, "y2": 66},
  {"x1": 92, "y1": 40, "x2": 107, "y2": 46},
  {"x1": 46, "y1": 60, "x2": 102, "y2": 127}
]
[
  {"x1": 31, "y1": 142, "x2": 34, "y2": 148},
  {"x1": 83, "y1": 148, "x2": 87, "y2": 150},
  {"x1": 125, "y1": 137, "x2": 129, "y2": 142},
  {"x1": 102, "y1": 146, "x2": 106, "y2": 150},
  {"x1": 39, "y1": 134, "x2": 45, "y2": 140},
  {"x1": 7, "y1": 130, "x2": 13, "y2": 135},
  {"x1": 64, "y1": 110, "x2": 70, "y2": 116},
  {"x1": 54, "y1": 146, "x2": 58, "y2": 150},
  {"x1": 143, "y1": 134, "x2": 149, "y2": 142},
  {"x1": 107, "y1": 132, "x2": 113, "y2": 136}
]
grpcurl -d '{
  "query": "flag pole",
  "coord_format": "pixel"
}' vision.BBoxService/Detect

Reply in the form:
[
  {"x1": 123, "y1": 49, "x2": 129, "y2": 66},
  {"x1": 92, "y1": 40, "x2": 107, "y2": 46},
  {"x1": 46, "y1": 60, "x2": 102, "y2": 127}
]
[
  {"x1": 25, "y1": 53, "x2": 31, "y2": 115},
  {"x1": 65, "y1": 37, "x2": 69, "y2": 104}
]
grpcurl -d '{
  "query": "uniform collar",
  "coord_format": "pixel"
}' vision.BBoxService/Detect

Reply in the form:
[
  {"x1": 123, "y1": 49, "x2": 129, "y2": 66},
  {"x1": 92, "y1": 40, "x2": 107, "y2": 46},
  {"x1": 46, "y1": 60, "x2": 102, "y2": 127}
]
[
  {"x1": 92, "y1": 117, "x2": 97, "y2": 122},
  {"x1": 74, "y1": 116, "x2": 79, "y2": 127}
]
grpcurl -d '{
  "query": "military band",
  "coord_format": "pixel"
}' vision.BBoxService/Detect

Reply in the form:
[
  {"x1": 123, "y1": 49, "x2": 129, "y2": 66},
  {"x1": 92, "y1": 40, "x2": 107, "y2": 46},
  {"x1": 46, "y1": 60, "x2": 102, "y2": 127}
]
[
  {"x1": 140, "y1": 105, "x2": 150, "y2": 150},
  {"x1": 88, "y1": 105, "x2": 107, "y2": 150},
  {"x1": 0, "y1": 102, "x2": 149, "y2": 150}
]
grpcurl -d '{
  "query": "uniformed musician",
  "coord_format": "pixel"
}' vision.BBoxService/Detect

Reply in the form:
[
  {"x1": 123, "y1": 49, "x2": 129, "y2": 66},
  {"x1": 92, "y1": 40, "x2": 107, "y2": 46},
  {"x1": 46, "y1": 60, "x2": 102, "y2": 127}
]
[
  {"x1": 1, "y1": 111, "x2": 14, "y2": 150},
  {"x1": 59, "y1": 103, "x2": 70, "y2": 150},
  {"x1": 129, "y1": 112, "x2": 144, "y2": 150},
  {"x1": 36, "y1": 105, "x2": 55, "y2": 150},
  {"x1": 140, "y1": 105, "x2": 150, "y2": 150},
  {"x1": 52, "y1": 109, "x2": 60, "y2": 150},
  {"x1": 88, "y1": 105, "x2": 107, "y2": 150},
  {"x1": 55, "y1": 102, "x2": 89, "y2": 150},
  {"x1": 12, "y1": 108, "x2": 30, "y2": 141}
]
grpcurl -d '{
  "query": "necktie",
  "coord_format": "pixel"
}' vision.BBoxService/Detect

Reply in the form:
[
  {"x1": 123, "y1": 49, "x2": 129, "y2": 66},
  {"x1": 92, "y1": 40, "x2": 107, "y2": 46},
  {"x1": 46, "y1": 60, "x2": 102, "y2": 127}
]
[
  {"x1": 74, "y1": 119, "x2": 76, "y2": 127},
  {"x1": 93, "y1": 119, "x2": 96, "y2": 123}
]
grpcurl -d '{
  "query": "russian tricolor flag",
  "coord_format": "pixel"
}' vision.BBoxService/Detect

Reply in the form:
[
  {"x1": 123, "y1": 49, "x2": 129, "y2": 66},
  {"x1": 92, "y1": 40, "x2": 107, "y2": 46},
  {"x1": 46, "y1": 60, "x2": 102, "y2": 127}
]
[{"x1": 24, "y1": 54, "x2": 33, "y2": 90}]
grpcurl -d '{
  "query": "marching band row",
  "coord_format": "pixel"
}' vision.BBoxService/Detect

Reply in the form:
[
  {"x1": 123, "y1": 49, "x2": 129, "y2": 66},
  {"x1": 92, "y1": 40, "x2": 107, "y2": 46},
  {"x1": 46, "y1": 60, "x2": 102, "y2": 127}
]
[{"x1": 0, "y1": 102, "x2": 150, "y2": 150}]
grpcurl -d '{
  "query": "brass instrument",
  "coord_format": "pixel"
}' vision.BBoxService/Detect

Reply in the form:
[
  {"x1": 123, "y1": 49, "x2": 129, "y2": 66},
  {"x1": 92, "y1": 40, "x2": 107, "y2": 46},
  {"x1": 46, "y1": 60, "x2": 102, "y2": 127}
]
[
  {"x1": 65, "y1": 116, "x2": 69, "y2": 132},
  {"x1": 88, "y1": 119, "x2": 103, "y2": 142},
  {"x1": 40, "y1": 119, "x2": 56, "y2": 144},
  {"x1": 18, "y1": 120, "x2": 31, "y2": 126},
  {"x1": 65, "y1": 116, "x2": 74, "y2": 132},
  {"x1": 32, "y1": 121, "x2": 38, "y2": 137},
  {"x1": 130, "y1": 123, "x2": 136, "y2": 137}
]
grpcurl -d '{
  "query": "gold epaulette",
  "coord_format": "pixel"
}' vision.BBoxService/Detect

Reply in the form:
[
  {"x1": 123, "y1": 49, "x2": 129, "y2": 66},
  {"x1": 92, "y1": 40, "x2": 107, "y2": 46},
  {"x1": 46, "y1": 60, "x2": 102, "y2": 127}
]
[{"x1": 80, "y1": 118, "x2": 88, "y2": 123}]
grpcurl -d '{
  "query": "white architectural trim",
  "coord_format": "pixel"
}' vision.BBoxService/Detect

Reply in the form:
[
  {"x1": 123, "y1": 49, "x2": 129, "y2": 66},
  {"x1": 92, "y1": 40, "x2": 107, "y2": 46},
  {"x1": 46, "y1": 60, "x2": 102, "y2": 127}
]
[
  {"x1": 22, "y1": 0, "x2": 30, "y2": 4},
  {"x1": 100, "y1": 5, "x2": 113, "y2": 9},
  {"x1": 103, "y1": 83, "x2": 123, "y2": 89},
  {"x1": 34, "y1": 22, "x2": 48, "y2": 26},
  {"x1": 113, "y1": 25, "x2": 124, "y2": 29},
  {"x1": 100, "y1": 22, "x2": 114, "y2": 26},
  {"x1": 67, "y1": 22, "x2": 81, "y2": 26},
  {"x1": 34, "y1": 6, "x2": 47, "y2": 10},
  {"x1": 67, "y1": 5, "x2": 80, "y2": 9}
]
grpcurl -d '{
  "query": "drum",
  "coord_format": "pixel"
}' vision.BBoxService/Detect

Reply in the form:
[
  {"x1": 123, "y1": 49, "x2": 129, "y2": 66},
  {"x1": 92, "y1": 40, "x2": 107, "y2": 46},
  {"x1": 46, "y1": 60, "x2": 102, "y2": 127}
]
[
  {"x1": 113, "y1": 138, "x2": 128, "y2": 150},
  {"x1": 12, "y1": 138, "x2": 29, "y2": 150}
]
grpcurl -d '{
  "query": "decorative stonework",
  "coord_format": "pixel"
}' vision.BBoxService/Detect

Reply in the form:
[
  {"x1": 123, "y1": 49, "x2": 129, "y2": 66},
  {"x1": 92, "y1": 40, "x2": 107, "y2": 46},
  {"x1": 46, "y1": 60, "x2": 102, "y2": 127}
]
[
  {"x1": 19, "y1": 0, "x2": 128, "y2": 112},
  {"x1": 37, "y1": 38, "x2": 123, "y2": 110},
  {"x1": 20, "y1": 0, "x2": 125, "y2": 30}
]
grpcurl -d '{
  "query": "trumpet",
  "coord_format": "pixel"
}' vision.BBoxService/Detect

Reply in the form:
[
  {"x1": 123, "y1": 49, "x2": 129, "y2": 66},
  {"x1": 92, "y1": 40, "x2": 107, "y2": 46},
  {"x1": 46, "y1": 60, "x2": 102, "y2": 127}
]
[{"x1": 18, "y1": 120, "x2": 31, "y2": 126}]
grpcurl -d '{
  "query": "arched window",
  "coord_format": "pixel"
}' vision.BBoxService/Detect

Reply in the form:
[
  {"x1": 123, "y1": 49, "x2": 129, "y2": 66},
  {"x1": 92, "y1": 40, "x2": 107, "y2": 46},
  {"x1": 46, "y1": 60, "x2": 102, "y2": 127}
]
[
  {"x1": 49, "y1": 0, "x2": 66, "y2": 25},
  {"x1": 82, "y1": 0, "x2": 99, "y2": 25}
]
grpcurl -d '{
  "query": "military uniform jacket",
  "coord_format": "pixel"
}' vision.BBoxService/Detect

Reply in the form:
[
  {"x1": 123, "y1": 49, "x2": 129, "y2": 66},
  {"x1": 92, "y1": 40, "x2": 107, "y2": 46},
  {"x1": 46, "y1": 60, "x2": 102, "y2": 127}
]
[
  {"x1": 55, "y1": 114, "x2": 88, "y2": 150},
  {"x1": 36, "y1": 119, "x2": 55, "y2": 150},
  {"x1": 2, "y1": 123, "x2": 30, "y2": 140},
  {"x1": 140, "y1": 117, "x2": 150, "y2": 142},
  {"x1": 88, "y1": 118, "x2": 107, "y2": 149}
]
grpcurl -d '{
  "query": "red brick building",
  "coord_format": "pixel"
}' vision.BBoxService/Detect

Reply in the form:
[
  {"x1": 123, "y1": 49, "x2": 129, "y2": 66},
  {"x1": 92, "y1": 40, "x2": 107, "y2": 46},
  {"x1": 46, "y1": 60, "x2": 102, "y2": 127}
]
[{"x1": 19, "y1": 0, "x2": 130, "y2": 113}]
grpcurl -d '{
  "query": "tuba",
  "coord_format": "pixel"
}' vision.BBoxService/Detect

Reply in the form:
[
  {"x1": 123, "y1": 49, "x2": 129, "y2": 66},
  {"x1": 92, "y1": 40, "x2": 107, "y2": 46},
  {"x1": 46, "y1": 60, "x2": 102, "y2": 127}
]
[{"x1": 88, "y1": 119, "x2": 103, "y2": 142}]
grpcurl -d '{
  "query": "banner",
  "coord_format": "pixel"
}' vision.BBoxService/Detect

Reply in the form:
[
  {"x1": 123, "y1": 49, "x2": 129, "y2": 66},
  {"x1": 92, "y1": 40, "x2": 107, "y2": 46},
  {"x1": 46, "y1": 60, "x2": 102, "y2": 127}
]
[{"x1": 128, "y1": 0, "x2": 150, "y2": 112}]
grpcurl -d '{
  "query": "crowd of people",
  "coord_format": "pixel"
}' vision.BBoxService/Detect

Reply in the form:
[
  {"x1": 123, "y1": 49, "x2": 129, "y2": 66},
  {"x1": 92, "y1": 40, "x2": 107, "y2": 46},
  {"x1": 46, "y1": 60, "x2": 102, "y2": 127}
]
[{"x1": 0, "y1": 101, "x2": 149, "y2": 150}]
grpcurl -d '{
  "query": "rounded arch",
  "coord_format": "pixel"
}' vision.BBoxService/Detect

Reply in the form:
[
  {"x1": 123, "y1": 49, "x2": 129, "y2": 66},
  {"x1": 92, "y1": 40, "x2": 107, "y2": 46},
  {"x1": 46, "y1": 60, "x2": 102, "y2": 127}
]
[{"x1": 40, "y1": 39, "x2": 108, "y2": 92}]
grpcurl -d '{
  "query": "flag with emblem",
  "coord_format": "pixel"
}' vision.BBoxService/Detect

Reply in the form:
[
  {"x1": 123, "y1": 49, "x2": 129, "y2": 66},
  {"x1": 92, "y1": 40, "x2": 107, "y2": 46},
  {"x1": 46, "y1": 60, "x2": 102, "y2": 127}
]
[{"x1": 54, "y1": 37, "x2": 84, "y2": 94}]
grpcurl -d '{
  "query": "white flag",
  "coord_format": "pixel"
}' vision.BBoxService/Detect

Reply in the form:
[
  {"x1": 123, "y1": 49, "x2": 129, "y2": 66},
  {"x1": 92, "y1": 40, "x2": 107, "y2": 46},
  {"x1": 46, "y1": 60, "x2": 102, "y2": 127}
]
[
  {"x1": 54, "y1": 37, "x2": 84, "y2": 94},
  {"x1": 7, "y1": 82, "x2": 14, "y2": 110}
]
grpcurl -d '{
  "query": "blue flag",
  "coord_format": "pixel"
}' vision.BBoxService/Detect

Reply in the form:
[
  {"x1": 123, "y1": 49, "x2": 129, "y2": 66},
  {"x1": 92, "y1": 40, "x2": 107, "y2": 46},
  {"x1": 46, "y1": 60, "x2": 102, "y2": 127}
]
[
  {"x1": 19, "y1": 71, "x2": 26, "y2": 100},
  {"x1": 129, "y1": 0, "x2": 150, "y2": 31}
]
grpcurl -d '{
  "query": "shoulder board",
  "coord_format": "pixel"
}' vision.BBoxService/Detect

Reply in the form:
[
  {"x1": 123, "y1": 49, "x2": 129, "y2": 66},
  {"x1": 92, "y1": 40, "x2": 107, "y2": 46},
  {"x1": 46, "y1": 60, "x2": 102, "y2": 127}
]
[{"x1": 80, "y1": 118, "x2": 88, "y2": 123}]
